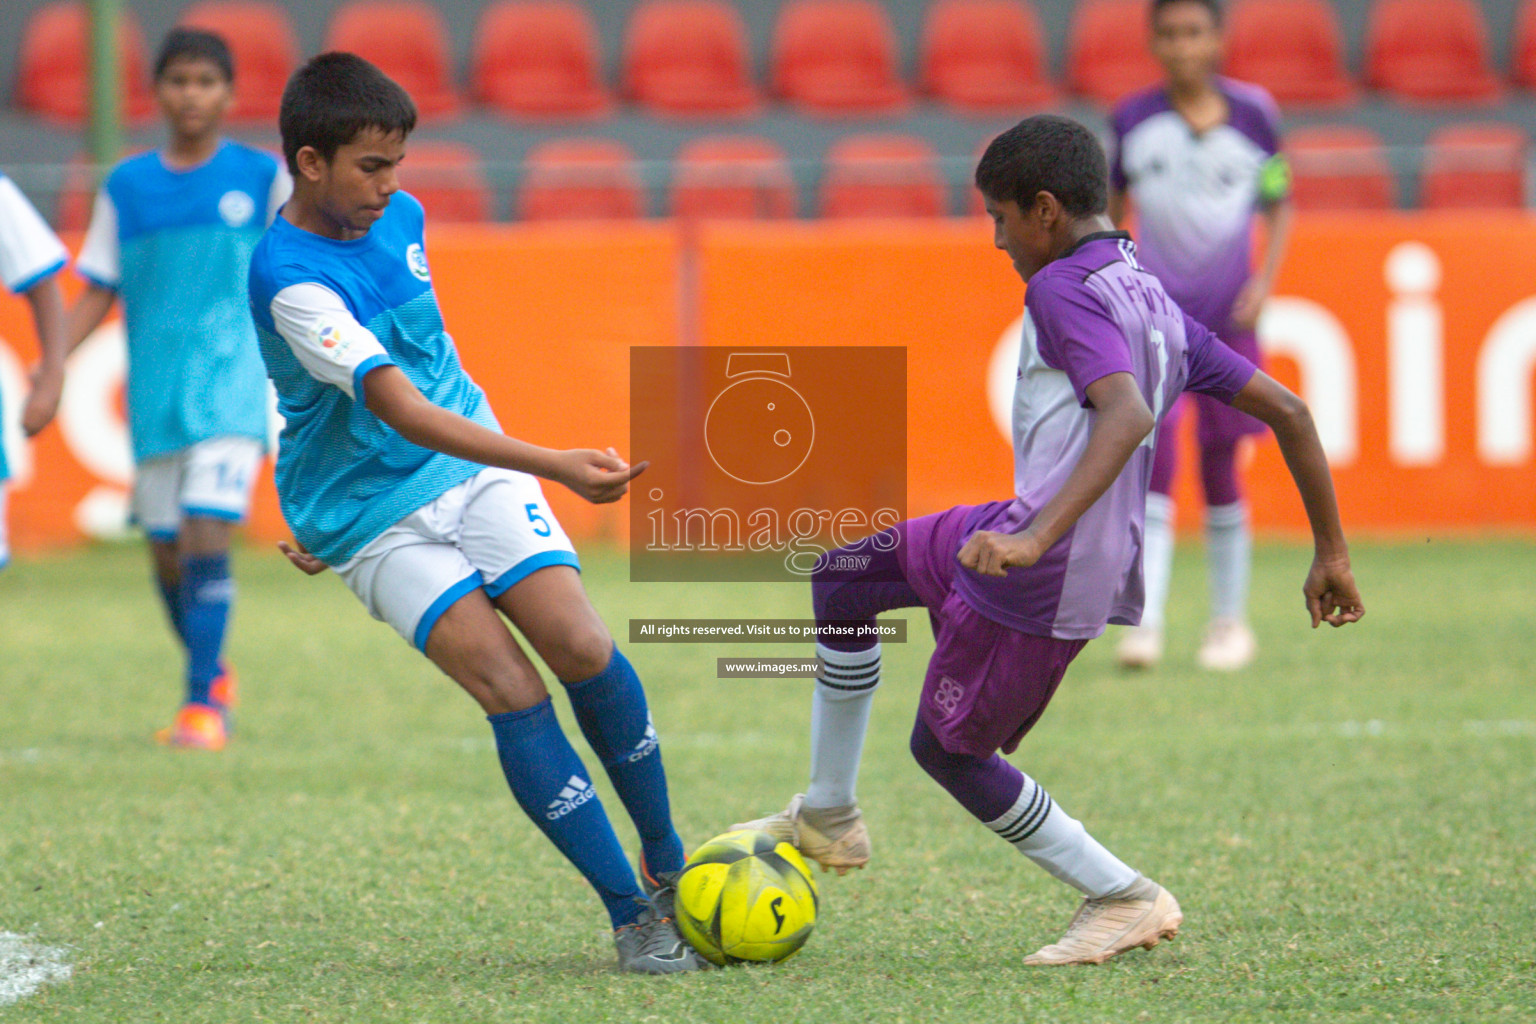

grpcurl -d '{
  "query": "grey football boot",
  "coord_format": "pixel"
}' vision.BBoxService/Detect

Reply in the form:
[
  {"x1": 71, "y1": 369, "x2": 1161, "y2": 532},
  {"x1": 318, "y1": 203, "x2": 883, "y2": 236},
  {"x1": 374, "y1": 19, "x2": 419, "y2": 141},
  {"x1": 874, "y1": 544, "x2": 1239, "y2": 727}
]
[{"x1": 613, "y1": 904, "x2": 704, "y2": 974}]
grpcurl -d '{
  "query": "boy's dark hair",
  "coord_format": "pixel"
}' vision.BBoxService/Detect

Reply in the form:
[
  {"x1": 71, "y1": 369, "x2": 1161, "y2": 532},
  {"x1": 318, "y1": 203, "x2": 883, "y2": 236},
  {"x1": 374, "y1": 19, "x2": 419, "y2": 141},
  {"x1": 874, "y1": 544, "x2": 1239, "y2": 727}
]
[
  {"x1": 1150, "y1": 0, "x2": 1222, "y2": 26},
  {"x1": 279, "y1": 53, "x2": 418, "y2": 175},
  {"x1": 975, "y1": 115, "x2": 1109, "y2": 218},
  {"x1": 154, "y1": 28, "x2": 234, "y2": 82}
]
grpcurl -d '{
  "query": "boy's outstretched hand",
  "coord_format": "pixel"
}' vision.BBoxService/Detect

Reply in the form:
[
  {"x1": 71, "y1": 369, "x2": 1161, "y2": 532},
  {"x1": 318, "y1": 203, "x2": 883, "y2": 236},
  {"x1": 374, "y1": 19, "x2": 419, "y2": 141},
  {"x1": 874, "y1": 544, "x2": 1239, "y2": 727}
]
[
  {"x1": 278, "y1": 540, "x2": 328, "y2": 576},
  {"x1": 557, "y1": 447, "x2": 648, "y2": 504},
  {"x1": 1304, "y1": 556, "x2": 1364, "y2": 628}
]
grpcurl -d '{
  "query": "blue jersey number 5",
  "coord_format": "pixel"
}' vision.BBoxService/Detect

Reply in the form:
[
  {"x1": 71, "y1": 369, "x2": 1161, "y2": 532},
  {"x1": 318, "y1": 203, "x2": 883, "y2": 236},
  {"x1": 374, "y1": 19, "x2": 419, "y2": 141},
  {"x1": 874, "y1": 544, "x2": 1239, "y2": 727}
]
[{"x1": 525, "y1": 503, "x2": 553, "y2": 537}]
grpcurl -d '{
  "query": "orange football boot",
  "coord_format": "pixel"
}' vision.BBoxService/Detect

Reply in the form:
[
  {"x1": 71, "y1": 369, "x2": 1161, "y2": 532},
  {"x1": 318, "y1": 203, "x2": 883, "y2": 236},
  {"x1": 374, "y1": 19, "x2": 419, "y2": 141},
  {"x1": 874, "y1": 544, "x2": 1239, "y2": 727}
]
[{"x1": 154, "y1": 703, "x2": 227, "y2": 751}]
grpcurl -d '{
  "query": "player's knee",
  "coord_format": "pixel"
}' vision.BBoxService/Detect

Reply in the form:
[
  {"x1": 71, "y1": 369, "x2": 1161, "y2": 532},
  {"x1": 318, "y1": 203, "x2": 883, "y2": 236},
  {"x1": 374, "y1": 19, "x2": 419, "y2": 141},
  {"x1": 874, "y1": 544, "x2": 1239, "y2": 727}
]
[
  {"x1": 811, "y1": 568, "x2": 851, "y2": 623},
  {"x1": 549, "y1": 622, "x2": 615, "y2": 682},
  {"x1": 909, "y1": 716, "x2": 950, "y2": 778}
]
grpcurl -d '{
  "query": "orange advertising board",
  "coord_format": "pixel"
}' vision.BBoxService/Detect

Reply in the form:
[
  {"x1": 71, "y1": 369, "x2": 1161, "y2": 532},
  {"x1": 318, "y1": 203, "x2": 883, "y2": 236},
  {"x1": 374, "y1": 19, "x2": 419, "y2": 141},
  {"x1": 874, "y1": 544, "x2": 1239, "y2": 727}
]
[{"x1": 1, "y1": 214, "x2": 1532, "y2": 554}]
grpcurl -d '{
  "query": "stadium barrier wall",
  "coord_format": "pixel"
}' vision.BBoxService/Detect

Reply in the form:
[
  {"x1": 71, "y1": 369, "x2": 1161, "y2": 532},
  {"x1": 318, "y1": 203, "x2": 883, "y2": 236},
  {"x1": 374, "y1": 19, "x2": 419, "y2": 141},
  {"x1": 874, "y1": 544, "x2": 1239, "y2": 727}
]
[{"x1": 2, "y1": 213, "x2": 1534, "y2": 554}]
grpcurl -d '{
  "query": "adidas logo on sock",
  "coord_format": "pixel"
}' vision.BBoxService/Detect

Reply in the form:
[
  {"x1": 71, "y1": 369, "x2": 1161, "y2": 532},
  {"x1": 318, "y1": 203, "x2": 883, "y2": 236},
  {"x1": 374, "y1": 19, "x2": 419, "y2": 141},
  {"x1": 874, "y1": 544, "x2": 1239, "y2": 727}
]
[
  {"x1": 625, "y1": 715, "x2": 660, "y2": 764},
  {"x1": 545, "y1": 775, "x2": 596, "y2": 820}
]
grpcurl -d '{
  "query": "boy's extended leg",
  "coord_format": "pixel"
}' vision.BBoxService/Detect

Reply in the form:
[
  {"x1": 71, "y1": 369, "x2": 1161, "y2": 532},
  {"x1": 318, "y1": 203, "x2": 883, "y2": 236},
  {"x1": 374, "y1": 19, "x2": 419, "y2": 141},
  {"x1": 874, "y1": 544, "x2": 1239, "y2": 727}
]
[
  {"x1": 733, "y1": 513, "x2": 965, "y2": 873},
  {"x1": 496, "y1": 567, "x2": 686, "y2": 885},
  {"x1": 909, "y1": 716, "x2": 1181, "y2": 965},
  {"x1": 426, "y1": 586, "x2": 699, "y2": 973},
  {"x1": 909, "y1": 601, "x2": 1180, "y2": 965}
]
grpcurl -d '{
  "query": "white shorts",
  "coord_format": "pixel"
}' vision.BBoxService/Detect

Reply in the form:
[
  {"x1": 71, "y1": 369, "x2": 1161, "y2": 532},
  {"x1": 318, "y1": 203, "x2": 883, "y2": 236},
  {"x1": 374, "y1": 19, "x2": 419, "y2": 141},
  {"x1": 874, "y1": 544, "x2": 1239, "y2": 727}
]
[
  {"x1": 133, "y1": 436, "x2": 264, "y2": 540},
  {"x1": 333, "y1": 467, "x2": 580, "y2": 651}
]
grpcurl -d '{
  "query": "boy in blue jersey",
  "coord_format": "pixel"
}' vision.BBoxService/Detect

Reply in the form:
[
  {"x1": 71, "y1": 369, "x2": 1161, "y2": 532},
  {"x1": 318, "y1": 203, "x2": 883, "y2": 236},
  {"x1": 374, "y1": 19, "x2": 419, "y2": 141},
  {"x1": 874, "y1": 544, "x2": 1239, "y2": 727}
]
[
  {"x1": 67, "y1": 29, "x2": 291, "y2": 750},
  {"x1": 0, "y1": 173, "x2": 70, "y2": 568},
  {"x1": 249, "y1": 53, "x2": 701, "y2": 974}
]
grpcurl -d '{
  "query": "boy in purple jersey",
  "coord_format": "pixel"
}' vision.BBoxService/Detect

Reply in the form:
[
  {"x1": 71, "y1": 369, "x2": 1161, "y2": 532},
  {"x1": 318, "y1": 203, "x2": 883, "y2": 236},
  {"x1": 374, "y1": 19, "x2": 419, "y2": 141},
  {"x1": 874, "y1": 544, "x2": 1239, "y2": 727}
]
[
  {"x1": 737, "y1": 115, "x2": 1362, "y2": 966},
  {"x1": 1110, "y1": 0, "x2": 1295, "y2": 672}
]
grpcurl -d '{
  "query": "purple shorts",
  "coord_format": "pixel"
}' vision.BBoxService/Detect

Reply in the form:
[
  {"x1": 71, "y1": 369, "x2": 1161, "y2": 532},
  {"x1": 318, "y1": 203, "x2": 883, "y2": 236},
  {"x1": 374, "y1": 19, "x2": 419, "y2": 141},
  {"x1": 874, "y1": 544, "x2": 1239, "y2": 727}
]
[{"x1": 815, "y1": 504, "x2": 1087, "y2": 759}]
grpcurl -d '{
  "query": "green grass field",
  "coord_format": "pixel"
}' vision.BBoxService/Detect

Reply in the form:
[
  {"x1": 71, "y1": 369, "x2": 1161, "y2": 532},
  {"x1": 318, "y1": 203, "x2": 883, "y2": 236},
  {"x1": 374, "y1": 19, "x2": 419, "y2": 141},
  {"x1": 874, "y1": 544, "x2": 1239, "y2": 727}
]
[{"x1": 2, "y1": 537, "x2": 1533, "y2": 1023}]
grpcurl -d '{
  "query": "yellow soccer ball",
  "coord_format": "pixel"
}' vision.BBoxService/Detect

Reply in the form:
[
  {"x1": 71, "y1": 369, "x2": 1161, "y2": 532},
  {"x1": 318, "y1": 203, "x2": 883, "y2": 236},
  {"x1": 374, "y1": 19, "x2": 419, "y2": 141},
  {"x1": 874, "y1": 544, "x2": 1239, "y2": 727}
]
[{"x1": 673, "y1": 829, "x2": 819, "y2": 966}]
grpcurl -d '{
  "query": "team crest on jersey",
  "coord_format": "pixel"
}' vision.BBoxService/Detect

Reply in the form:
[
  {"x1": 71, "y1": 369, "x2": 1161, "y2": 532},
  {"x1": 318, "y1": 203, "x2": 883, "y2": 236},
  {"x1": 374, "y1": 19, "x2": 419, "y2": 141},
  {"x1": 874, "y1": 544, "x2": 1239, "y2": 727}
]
[
  {"x1": 406, "y1": 243, "x2": 430, "y2": 282},
  {"x1": 218, "y1": 190, "x2": 255, "y2": 227}
]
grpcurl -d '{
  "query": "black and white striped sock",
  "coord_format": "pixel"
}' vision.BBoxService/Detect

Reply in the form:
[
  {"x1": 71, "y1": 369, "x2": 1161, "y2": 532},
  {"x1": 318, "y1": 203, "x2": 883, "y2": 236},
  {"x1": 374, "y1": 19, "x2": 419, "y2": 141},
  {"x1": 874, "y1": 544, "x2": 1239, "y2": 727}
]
[
  {"x1": 985, "y1": 772, "x2": 1138, "y2": 898},
  {"x1": 805, "y1": 643, "x2": 881, "y2": 808}
]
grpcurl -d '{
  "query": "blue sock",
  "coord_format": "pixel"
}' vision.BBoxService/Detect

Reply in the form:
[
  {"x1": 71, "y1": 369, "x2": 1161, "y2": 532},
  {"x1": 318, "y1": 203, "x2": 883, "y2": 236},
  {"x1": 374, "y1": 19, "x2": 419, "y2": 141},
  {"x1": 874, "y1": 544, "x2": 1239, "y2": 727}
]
[
  {"x1": 566, "y1": 647, "x2": 686, "y2": 877},
  {"x1": 488, "y1": 699, "x2": 645, "y2": 929},
  {"x1": 156, "y1": 575, "x2": 187, "y2": 648},
  {"x1": 179, "y1": 554, "x2": 232, "y2": 707}
]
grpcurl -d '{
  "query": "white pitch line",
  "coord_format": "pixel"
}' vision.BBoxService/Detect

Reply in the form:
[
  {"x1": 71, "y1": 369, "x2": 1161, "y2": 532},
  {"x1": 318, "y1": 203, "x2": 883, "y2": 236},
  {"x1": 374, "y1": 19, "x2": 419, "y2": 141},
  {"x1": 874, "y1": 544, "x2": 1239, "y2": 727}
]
[{"x1": 0, "y1": 933, "x2": 72, "y2": 1007}]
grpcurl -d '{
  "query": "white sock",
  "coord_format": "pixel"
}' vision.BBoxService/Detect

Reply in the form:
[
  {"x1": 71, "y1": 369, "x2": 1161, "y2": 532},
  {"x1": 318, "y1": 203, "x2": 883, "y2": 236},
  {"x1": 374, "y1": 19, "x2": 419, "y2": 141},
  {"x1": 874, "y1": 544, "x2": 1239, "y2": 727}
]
[
  {"x1": 1140, "y1": 493, "x2": 1176, "y2": 631},
  {"x1": 805, "y1": 643, "x2": 881, "y2": 809},
  {"x1": 1206, "y1": 502, "x2": 1251, "y2": 623},
  {"x1": 985, "y1": 773, "x2": 1138, "y2": 898}
]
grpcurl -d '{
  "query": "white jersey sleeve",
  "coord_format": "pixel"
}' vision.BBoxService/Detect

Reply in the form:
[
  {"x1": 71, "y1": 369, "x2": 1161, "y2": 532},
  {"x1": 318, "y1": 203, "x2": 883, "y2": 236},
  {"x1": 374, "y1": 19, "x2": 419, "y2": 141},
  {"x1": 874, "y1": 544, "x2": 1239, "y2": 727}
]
[
  {"x1": 269, "y1": 282, "x2": 394, "y2": 400},
  {"x1": 0, "y1": 175, "x2": 68, "y2": 294},
  {"x1": 75, "y1": 191, "x2": 121, "y2": 289},
  {"x1": 267, "y1": 166, "x2": 293, "y2": 226}
]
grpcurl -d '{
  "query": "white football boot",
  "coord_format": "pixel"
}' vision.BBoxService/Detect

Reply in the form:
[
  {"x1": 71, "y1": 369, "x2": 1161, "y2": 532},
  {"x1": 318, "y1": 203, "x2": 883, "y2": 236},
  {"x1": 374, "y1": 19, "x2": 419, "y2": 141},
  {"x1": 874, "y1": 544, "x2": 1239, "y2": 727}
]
[
  {"x1": 731, "y1": 793, "x2": 870, "y2": 875},
  {"x1": 1197, "y1": 618, "x2": 1257, "y2": 671}
]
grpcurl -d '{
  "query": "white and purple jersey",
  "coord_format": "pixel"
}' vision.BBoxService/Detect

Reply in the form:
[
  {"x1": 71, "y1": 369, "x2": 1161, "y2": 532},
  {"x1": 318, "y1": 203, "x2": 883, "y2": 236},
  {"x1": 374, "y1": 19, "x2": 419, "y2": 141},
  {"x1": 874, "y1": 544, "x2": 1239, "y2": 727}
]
[
  {"x1": 954, "y1": 233, "x2": 1257, "y2": 639},
  {"x1": 1110, "y1": 79, "x2": 1288, "y2": 335}
]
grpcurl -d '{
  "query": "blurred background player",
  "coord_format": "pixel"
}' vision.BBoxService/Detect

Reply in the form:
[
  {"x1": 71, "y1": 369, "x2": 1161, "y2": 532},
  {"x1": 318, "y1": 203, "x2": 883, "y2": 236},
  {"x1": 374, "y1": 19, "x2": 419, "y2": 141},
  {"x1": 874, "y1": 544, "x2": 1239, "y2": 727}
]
[
  {"x1": 65, "y1": 28, "x2": 291, "y2": 749},
  {"x1": 1109, "y1": 0, "x2": 1294, "y2": 671},
  {"x1": 252, "y1": 53, "x2": 699, "y2": 974},
  {"x1": 740, "y1": 115, "x2": 1362, "y2": 966},
  {"x1": 0, "y1": 172, "x2": 69, "y2": 570}
]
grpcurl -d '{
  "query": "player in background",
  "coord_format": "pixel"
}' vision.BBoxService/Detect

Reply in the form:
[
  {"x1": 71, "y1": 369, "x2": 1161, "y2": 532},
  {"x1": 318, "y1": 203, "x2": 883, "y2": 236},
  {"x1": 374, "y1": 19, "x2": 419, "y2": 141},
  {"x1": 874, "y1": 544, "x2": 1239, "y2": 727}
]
[
  {"x1": 65, "y1": 29, "x2": 290, "y2": 750},
  {"x1": 738, "y1": 115, "x2": 1362, "y2": 965},
  {"x1": 1110, "y1": 0, "x2": 1294, "y2": 671},
  {"x1": 0, "y1": 173, "x2": 70, "y2": 569},
  {"x1": 251, "y1": 53, "x2": 700, "y2": 974}
]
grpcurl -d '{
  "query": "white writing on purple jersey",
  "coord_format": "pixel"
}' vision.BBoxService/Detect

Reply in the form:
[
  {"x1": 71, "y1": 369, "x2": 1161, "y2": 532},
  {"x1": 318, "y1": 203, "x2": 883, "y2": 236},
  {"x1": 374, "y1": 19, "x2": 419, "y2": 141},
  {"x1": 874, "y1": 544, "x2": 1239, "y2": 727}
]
[
  {"x1": 955, "y1": 233, "x2": 1258, "y2": 640},
  {"x1": 1111, "y1": 78, "x2": 1285, "y2": 334}
]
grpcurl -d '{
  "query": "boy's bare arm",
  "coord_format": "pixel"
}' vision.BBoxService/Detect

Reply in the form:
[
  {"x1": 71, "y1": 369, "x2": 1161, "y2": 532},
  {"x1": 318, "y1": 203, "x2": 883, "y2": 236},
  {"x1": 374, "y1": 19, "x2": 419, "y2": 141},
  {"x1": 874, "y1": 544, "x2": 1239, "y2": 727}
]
[
  {"x1": 1231, "y1": 370, "x2": 1364, "y2": 628},
  {"x1": 960, "y1": 372, "x2": 1153, "y2": 577},
  {"x1": 20, "y1": 276, "x2": 67, "y2": 436},
  {"x1": 63, "y1": 283, "x2": 117, "y2": 355},
  {"x1": 361, "y1": 364, "x2": 646, "y2": 505}
]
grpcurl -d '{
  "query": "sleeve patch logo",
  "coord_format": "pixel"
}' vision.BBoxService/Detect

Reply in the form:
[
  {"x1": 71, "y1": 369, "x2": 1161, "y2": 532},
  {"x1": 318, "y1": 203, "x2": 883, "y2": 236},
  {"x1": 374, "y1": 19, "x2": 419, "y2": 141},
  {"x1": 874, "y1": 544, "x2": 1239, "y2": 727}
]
[
  {"x1": 314, "y1": 321, "x2": 355, "y2": 362},
  {"x1": 406, "y1": 243, "x2": 431, "y2": 282}
]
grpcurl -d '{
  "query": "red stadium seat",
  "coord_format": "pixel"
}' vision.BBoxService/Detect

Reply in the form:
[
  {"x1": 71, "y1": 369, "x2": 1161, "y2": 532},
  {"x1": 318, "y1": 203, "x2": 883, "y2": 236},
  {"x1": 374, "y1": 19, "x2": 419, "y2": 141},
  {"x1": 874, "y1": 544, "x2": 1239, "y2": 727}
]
[
  {"x1": 1420, "y1": 124, "x2": 1528, "y2": 209},
  {"x1": 1513, "y1": 0, "x2": 1536, "y2": 89},
  {"x1": 1224, "y1": 0, "x2": 1354, "y2": 107},
  {"x1": 624, "y1": 0, "x2": 759, "y2": 117},
  {"x1": 1287, "y1": 126, "x2": 1396, "y2": 211},
  {"x1": 820, "y1": 134, "x2": 947, "y2": 218},
  {"x1": 325, "y1": 0, "x2": 462, "y2": 118},
  {"x1": 518, "y1": 139, "x2": 643, "y2": 221},
  {"x1": 671, "y1": 136, "x2": 796, "y2": 219},
  {"x1": 179, "y1": 1, "x2": 298, "y2": 123},
  {"x1": 1066, "y1": 0, "x2": 1161, "y2": 105},
  {"x1": 771, "y1": 0, "x2": 909, "y2": 115},
  {"x1": 472, "y1": 1, "x2": 610, "y2": 118},
  {"x1": 920, "y1": 0, "x2": 1057, "y2": 113},
  {"x1": 17, "y1": 2, "x2": 153, "y2": 124},
  {"x1": 1364, "y1": 0, "x2": 1501, "y2": 104},
  {"x1": 399, "y1": 141, "x2": 493, "y2": 222}
]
